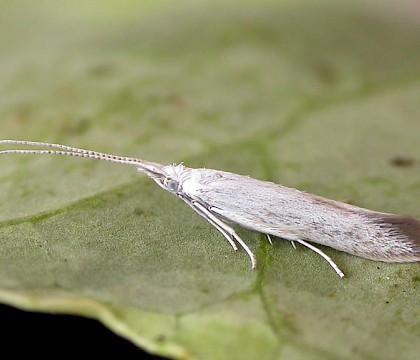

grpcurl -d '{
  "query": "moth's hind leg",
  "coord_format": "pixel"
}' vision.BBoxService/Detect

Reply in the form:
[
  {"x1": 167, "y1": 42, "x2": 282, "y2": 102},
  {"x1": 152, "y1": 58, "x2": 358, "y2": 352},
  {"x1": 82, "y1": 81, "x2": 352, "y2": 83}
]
[{"x1": 294, "y1": 239, "x2": 345, "y2": 278}]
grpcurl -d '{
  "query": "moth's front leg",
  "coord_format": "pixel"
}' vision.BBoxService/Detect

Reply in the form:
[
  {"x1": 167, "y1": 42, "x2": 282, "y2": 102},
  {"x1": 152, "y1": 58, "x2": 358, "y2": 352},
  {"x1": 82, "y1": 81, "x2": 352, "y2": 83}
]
[{"x1": 178, "y1": 195, "x2": 257, "y2": 269}]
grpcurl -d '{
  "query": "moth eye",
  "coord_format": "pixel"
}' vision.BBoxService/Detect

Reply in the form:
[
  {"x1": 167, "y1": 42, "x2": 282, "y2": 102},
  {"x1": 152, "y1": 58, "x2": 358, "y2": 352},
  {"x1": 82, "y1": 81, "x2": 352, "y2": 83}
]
[{"x1": 166, "y1": 179, "x2": 179, "y2": 192}]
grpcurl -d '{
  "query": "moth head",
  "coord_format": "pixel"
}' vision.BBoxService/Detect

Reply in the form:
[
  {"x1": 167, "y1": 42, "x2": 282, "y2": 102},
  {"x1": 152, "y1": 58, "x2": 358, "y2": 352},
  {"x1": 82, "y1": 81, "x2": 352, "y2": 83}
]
[{"x1": 150, "y1": 164, "x2": 185, "y2": 194}]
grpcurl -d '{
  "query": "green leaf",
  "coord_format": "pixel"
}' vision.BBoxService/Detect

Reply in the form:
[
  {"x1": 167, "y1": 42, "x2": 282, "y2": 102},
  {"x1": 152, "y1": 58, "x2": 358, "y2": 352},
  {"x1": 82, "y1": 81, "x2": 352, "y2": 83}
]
[{"x1": 0, "y1": 1, "x2": 419, "y2": 359}]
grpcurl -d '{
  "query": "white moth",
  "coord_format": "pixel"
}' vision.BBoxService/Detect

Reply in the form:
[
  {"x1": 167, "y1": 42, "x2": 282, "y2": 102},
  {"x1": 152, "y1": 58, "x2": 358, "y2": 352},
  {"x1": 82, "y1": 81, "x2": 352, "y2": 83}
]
[{"x1": 1, "y1": 140, "x2": 419, "y2": 278}]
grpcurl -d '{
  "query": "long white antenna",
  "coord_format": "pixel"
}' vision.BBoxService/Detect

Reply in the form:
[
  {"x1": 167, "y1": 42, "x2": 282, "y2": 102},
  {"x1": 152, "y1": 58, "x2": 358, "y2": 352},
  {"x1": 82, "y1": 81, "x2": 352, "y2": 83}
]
[{"x1": 0, "y1": 140, "x2": 165, "y2": 177}]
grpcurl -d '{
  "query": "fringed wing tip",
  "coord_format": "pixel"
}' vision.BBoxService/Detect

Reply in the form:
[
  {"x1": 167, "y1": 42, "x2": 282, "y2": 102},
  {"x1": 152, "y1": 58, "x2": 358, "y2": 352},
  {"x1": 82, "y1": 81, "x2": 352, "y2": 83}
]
[{"x1": 370, "y1": 214, "x2": 420, "y2": 262}]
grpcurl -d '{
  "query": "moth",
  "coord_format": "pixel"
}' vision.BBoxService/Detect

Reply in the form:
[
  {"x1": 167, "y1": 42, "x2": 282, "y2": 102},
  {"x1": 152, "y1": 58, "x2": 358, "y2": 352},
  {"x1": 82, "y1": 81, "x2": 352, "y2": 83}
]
[{"x1": 1, "y1": 140, "x2": 419, "y2": 278}]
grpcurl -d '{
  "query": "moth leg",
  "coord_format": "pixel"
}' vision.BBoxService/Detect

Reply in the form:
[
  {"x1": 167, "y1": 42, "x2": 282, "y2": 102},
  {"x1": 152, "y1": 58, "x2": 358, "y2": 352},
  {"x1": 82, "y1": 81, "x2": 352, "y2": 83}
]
[
  {"x1": 192, "y1": 203, "x2": 238, "y2": 251},
  {"x1": 191, "y1": 201, "x2": 257, "y2": 269},
  {"x1": 206, "y1": 219, "x2": 239, "y2": 251},
  {"x1": 294, "y1": 239, "x2": 345, "y2": 278},
  {"x1": 177, "y1": 195, "x2": 238, "y2": 250},
  {"x1": 266, "y1": 234, "x2": 296, "y2": 250}
]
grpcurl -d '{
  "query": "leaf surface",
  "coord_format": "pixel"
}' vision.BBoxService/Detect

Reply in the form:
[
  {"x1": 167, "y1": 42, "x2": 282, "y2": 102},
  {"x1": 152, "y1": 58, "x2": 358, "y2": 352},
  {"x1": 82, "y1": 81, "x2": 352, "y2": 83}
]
[{"x1": 0, "y1": 1, "x2": 419, "y2": 359}]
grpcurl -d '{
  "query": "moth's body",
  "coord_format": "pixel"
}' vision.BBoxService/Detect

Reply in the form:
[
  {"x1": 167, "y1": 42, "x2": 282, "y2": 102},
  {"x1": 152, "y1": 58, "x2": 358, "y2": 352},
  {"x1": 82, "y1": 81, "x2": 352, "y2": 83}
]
[
  {"x1": 164, "y1": 165, "x2": 420, "y2": 263},
  {"x1": 1, "y1": 140, "x2": 419, "y2": 277}
]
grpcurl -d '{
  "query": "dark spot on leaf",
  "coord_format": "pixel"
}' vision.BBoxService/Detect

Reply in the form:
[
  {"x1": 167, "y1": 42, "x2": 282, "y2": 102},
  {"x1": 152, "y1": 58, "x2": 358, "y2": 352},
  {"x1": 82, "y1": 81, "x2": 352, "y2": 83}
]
[
  {"x1": 134, "y1": 207, "x2": 155, "y2": 218},
  {"x1": 389, "y1": 156, "x2": 415, "y2": 167},
  {"x1": 60, "y1": 118, "x2": 91, "y2": 135},
  {"x1": 134, "y1": 208, "x2": 145, "y2": 216},
  {"x1": 155, "y1": 334, "x2": 166, "y2": 342},
  {"x1": 201, "y1": 287, "x2": 210, "y2": 294},
  {"x1": 112, "y1": 190, "x2": 126, "y2": 199},
  {"x1": 53, "y1": 280, "x2": 62, "y2": 288},
  {"x1": 314, "y1": 62, "x2": 337, "y2": 84},
  {"x1": 88, "y1": 64, "x2": 115, "y2": 77},
  {"x1": 15, "y1": 112, "x2": 30, "y2": 125},
  {"x1": 385, "y1": 301, "x2": 389, "y2": 304}
]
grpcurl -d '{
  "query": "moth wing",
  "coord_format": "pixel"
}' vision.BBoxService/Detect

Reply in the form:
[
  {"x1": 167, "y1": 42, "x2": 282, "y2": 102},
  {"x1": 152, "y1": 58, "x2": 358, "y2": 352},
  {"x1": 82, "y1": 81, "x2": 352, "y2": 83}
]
[{"x1": 209, "y1": 206, "x2": 304, "y2": 241}]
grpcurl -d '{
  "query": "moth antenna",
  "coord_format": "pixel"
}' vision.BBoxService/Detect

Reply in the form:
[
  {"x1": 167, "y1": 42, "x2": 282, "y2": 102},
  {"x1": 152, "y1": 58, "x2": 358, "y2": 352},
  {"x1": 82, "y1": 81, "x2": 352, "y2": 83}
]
[
  {"x1": 0, "y1": 140, "x2": 105, "y2": 154},
  {"x1": 0, "y1": 139, "x2": 140, "y2": 161},
  {"x1": 0, "y1": 140, "x2": 166, "y2": 178}
]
